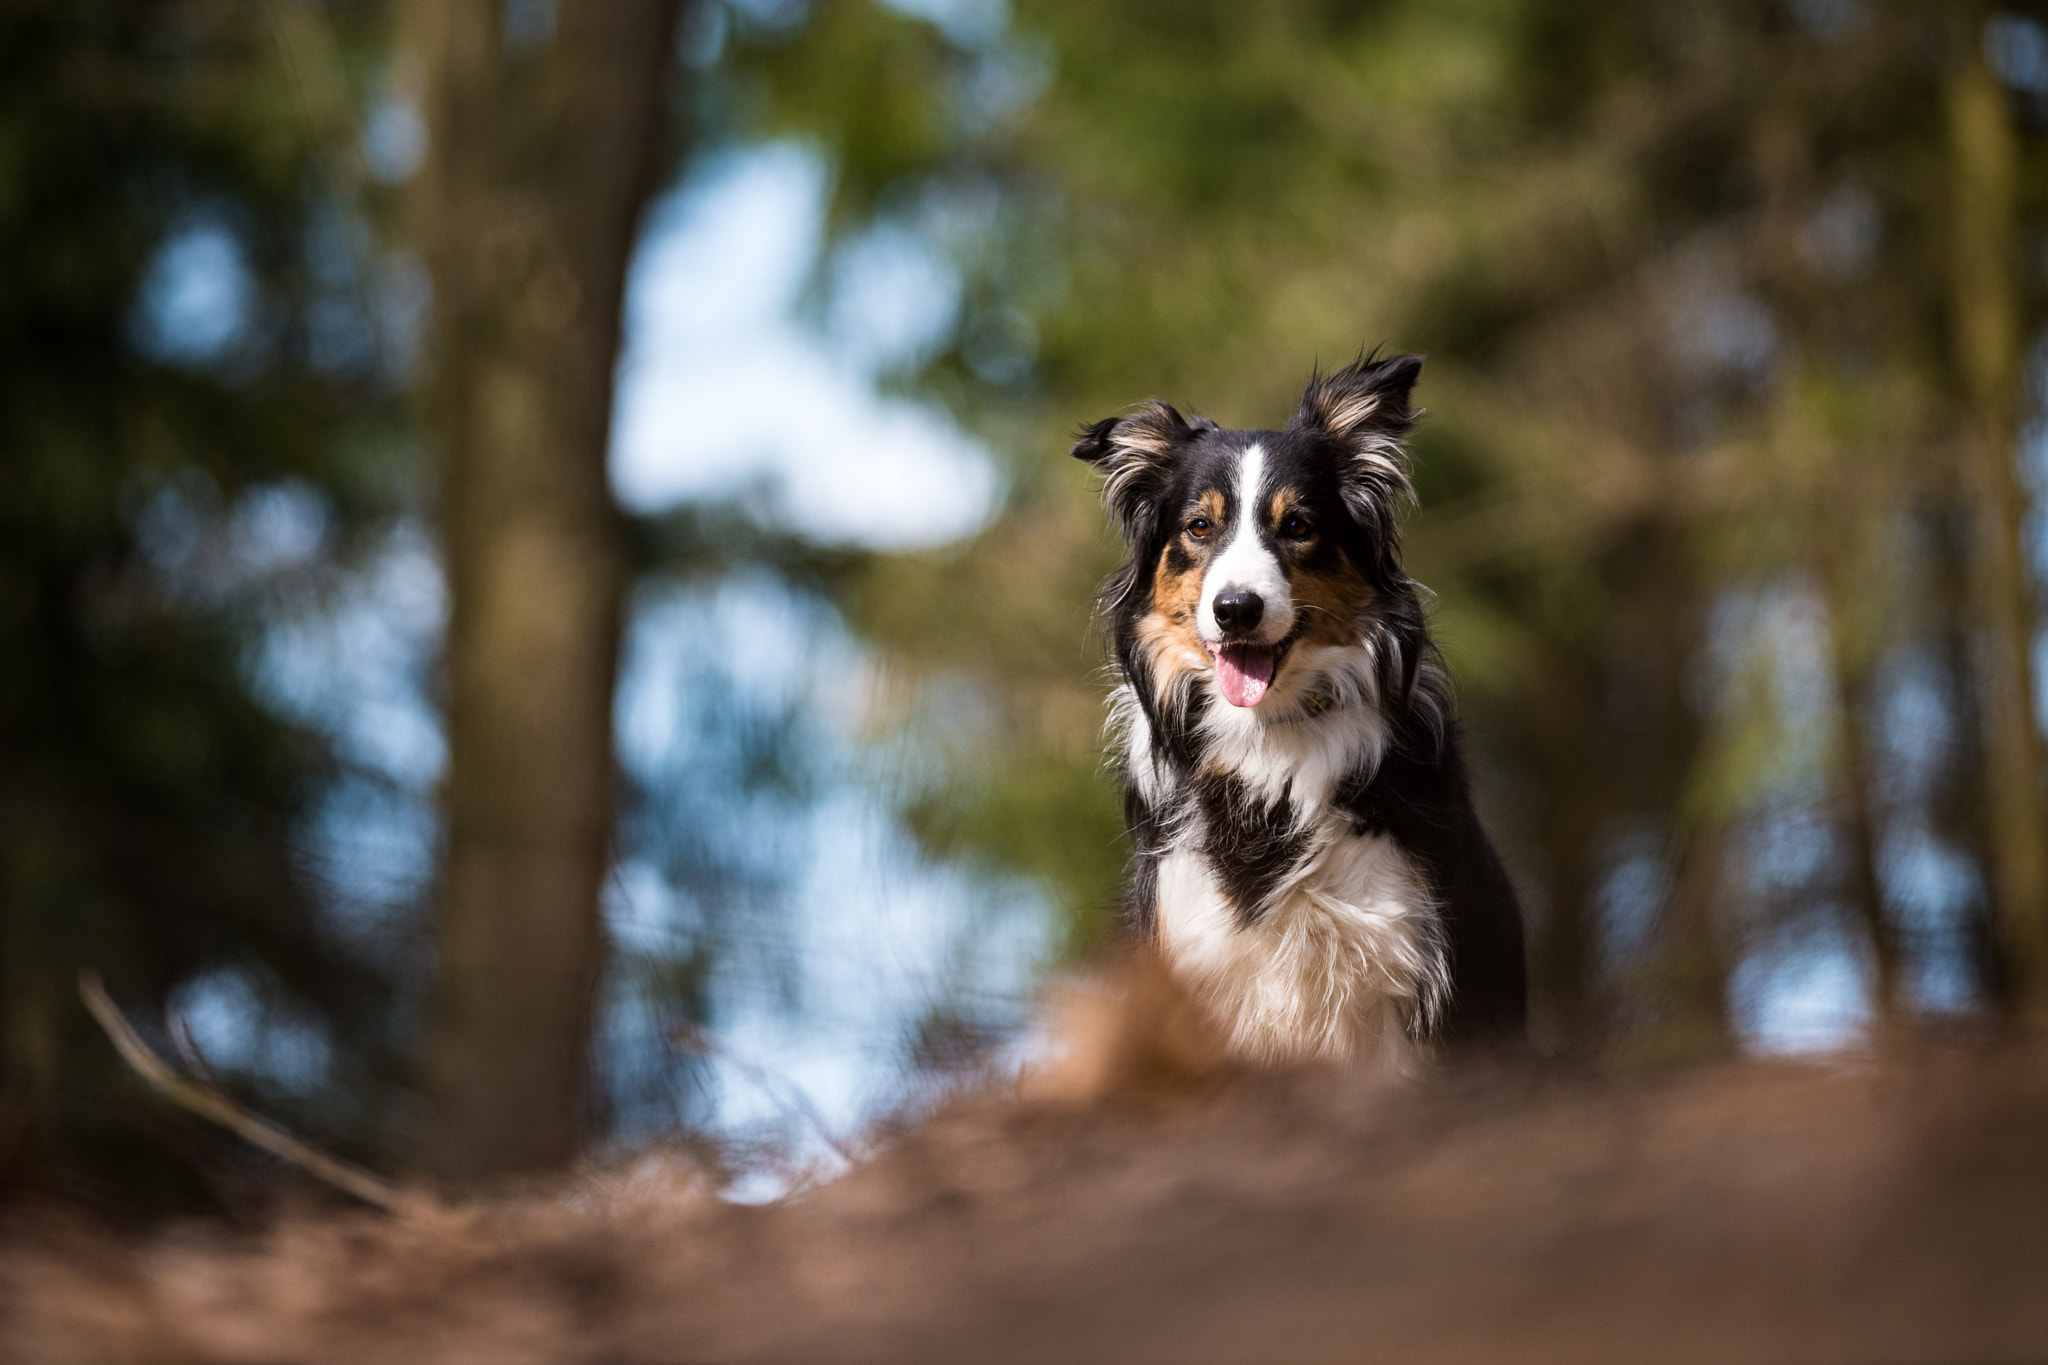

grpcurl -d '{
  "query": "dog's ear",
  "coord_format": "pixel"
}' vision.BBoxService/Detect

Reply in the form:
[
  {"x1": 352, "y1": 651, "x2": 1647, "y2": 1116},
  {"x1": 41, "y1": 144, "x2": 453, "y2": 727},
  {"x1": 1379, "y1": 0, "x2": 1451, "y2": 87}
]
[
  {"x1": 1070, "y1": 400, "x2": 1202, "y2": 544},
  {"x1": 1289, "y1": 352, "x2": 1423, "y2": 561}
]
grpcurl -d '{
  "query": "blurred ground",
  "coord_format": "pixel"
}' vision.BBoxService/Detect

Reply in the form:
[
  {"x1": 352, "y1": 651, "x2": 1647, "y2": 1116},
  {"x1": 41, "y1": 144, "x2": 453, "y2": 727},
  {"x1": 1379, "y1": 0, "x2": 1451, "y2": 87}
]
[{"x1": 7, "y1": 1033, "x2": 2047, "y2": 1365}]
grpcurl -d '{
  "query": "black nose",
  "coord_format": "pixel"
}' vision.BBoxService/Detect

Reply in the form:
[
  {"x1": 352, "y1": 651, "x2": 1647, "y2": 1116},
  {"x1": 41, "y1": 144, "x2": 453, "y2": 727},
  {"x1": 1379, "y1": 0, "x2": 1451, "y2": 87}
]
[{"x1": 1213, "y1": 588, "x2": 1265, "y2": 635}]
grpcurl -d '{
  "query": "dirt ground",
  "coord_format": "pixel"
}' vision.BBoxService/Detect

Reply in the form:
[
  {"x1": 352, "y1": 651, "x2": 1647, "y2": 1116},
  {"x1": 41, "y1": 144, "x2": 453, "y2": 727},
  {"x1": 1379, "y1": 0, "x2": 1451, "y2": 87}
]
[{"x1": 6, "y1": 1034, "x2": 2048, "y2": 1364}]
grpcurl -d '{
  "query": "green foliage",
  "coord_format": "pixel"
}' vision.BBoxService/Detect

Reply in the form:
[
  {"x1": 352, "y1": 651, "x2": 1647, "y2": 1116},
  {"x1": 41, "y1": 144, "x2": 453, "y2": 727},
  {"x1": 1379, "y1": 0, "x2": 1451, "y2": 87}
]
[
  {"x1": 740, "y1": 0, "x2": 2048, "y2": 1049},
  {"x1": 17, "y1": 0, "x2": 2048, "y2": 1209},
  {"x1": 0, "y1": 0, "x2": 405, "y2": 1207}
]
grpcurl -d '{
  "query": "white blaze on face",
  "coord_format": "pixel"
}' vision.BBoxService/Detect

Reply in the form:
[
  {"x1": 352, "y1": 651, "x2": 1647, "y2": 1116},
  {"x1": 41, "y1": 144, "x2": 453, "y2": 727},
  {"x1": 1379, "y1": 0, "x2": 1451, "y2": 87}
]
[{"x1": 1196, "y1": 443, "x2": 1294, "y2": 646}]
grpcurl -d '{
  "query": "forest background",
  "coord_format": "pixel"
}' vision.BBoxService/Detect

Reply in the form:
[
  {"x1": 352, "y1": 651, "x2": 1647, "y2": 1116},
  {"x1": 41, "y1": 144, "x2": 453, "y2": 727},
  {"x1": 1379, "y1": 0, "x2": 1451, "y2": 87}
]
[{"x1": 7, "y1": 0, "x2": 2048, "y2": 1210}]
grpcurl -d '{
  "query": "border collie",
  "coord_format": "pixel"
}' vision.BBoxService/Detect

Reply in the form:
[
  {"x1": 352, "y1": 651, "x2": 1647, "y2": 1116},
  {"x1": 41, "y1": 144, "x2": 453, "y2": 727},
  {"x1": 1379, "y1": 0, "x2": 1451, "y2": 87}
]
[{"x1": 1072, "y1": 353, "x2": 1527, "y2": 1064}]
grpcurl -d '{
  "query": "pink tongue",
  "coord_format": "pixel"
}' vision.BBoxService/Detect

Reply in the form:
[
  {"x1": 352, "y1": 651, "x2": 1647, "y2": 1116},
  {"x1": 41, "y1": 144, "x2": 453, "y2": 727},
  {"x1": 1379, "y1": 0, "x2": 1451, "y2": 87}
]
[{"x1": 1215, "y1": 645, "x2": 1277, "y2": 707}]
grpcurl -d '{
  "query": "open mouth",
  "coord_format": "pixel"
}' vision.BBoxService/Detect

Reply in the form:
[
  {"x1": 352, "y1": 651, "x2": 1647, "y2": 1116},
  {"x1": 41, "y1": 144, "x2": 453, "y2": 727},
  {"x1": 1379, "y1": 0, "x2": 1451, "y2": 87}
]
[{"x1": 1208, "y1": 634, "x2": 1296, "y2": 708}]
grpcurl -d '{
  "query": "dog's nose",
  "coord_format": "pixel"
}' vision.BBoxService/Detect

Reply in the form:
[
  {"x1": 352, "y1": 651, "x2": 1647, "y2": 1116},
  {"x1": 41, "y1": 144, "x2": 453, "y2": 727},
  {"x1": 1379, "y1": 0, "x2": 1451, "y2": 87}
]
[{"x1": 1213, "y1": 588, "x2": 1265, "y2": 636}]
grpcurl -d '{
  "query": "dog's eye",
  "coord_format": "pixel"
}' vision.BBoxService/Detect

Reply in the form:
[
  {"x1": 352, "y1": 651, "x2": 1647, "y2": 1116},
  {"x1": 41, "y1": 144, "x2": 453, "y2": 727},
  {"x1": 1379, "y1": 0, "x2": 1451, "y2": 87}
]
[
  {"x1": 1187, "y1": 517, "x2": 1213, "y2": 540},
  {"x1": 1280, "y1": 514, "x2": 1312, "y2": 540}
]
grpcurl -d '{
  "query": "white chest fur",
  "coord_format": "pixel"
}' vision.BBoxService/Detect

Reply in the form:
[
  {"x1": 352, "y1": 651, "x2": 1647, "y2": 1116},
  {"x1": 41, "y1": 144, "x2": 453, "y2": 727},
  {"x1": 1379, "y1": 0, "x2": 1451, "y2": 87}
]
[
  {"x1": 1113, "y1": 680, "x2": 1447, "y2": 1063},
  {"x1": 1153, "y1": 823, "x2": 1441, "y2": 1063}
]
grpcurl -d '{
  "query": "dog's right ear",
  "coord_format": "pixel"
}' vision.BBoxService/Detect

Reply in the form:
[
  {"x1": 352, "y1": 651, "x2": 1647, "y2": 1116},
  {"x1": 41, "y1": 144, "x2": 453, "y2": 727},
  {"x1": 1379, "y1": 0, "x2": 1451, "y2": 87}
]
[{"x1": 1070, "y1": 400, "x2": 1198, "y2": 544}]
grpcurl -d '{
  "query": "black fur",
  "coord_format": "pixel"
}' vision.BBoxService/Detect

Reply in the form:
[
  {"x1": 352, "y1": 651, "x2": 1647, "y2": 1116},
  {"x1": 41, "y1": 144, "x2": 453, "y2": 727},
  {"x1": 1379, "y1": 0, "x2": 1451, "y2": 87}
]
[
  {"x1": 1076, "y1": 351, "x2": 1529, "y2": 1043},
  {"x1": 1187, "y1": 771, "x2": 1315, "y2": 925},
  {"x1": 1121, "y1": 784, "x2": 1165, "y2": 936},
  {"x1": 1334, "y1": 715, "x2": 1528, "y2": 1039}
]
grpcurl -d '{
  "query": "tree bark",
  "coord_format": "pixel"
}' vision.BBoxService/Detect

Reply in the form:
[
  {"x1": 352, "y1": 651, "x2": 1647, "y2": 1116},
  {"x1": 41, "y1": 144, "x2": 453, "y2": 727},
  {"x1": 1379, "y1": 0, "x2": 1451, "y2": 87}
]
[
  {"x1": 1626, "y1": 525, "x2": 1728, "y2": 1058},
  {"x1": 1643, "y1": 824, "x2": 1733, "y2": 1059},
  {"x1": 1528, "y1": 660, "x2": 1605, "y2": 1051},
  {"x1": 1947, "y1": 14, "x2": 2048, "y2": 1021},
  {"x1": 1815, "y1": 530, "x2": 1903, "y2": 1025},
  {"x1": 405, "y1": 0, "x2": 680, "y2": 1185}
]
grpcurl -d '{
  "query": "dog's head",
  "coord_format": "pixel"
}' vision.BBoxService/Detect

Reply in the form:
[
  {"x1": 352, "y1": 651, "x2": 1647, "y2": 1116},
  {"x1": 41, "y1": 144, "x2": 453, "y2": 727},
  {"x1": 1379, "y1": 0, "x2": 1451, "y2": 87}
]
[{"x1": 1073, "y1": 352, "x2": 1424, "y2": 713}]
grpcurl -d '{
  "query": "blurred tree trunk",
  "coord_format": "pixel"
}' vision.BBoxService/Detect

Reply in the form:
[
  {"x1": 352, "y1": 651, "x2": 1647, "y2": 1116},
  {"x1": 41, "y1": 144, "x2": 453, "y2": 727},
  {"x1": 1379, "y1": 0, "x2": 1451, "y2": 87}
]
[
  {"x1": 1926, "y1": 505, "x2": 2010, "y2": 1006},
  {"x1": 1817, "y1": 539, "x2": 1902, "y2": 1024},
  {"x1": 406, "y1": 0, "x2": 680, "y2": 1185},
  {"x1": 1947, "y1": 14, "x2": 2048, "y2": 1022},
  {"x1": 1652, "y1": 826, "x2": 1732, "y2": 1057},
  {"x1": 1832, "y1": 668, "x2": 1898, "y2": 1020},
  {"x1": 1609, "y1": 523, "x2": 1727, "y2": 1060},
  {"x1": 1528, "y1": 662, "x2": 1606, "y2": 1050}
]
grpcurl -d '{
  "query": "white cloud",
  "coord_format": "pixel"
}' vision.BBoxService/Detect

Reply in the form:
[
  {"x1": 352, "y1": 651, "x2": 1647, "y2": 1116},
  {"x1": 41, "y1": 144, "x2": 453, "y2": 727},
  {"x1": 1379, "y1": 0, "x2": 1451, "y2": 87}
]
[{"x1": 610, "y1": 142, "x2": 998, "y2": 550}]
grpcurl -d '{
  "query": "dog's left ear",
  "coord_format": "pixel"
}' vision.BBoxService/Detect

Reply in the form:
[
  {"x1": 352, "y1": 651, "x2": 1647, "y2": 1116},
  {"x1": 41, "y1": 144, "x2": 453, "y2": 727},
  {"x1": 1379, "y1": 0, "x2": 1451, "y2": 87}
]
[
  {"x1": 1070, "y1": 400, "x2": 1204, "y2": 546},
  {"x1": 1288, "y1": 352, "x2": 1423, "y2": 555}
]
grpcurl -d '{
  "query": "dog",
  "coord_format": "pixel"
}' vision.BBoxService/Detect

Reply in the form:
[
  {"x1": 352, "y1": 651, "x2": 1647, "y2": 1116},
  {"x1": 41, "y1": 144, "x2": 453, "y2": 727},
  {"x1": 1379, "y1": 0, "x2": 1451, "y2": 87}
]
[{"x1": 1072, "y1": 352, "x2": 1527, "y2": 1065}]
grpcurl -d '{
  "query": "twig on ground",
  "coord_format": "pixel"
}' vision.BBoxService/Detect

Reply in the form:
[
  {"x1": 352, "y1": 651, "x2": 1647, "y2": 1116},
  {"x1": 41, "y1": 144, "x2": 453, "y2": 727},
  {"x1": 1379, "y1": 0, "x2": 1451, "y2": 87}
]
[
  {"x1": 169, "y1": 1010, "x2": 225, "y2": 1091},
  {"x1": 78, "y1": 971, "x2": 416, "y2": 1214}
]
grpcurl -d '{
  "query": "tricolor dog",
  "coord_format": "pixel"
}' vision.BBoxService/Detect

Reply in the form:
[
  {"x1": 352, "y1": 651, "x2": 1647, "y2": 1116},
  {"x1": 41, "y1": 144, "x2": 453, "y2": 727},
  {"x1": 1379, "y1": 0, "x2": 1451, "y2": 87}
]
[{"x1": 1073, "y1": 353, "x2": 1527, "y2": 1064}]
